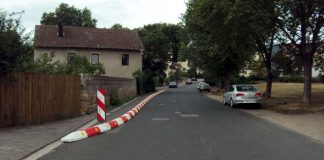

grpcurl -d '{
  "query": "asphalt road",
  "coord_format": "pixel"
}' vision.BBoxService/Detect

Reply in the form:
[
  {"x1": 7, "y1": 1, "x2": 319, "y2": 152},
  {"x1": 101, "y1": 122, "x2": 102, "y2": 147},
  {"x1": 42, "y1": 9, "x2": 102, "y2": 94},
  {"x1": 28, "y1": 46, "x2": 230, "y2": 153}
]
[{"x1": 40, "y1": 82, "x2": 324, "y2": 160}]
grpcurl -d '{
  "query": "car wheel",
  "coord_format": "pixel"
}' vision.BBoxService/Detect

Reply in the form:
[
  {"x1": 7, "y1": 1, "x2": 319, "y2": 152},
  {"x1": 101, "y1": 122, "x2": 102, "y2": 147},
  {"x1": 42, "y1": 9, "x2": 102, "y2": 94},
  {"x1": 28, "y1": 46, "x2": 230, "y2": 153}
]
[
  {"x1": 223, "y1": 97, "x2": 227, "y2": 105},
  {"x1": 230, "y1": 99, "x2": 235, "y2": 108},
  {"x1": 199, "y1": 89, "x2": 202, "y2": 92},
  {"x1": 207, "y1": 89, "x2": 210, "y2": 92}
]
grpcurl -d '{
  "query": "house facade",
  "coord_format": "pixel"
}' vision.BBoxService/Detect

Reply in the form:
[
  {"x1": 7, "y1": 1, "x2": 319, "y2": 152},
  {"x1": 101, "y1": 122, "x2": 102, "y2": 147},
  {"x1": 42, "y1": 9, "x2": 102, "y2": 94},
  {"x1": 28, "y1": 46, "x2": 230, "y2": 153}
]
[{"x1": 34, "y1": 25, "x2": 144, "y2": 79}]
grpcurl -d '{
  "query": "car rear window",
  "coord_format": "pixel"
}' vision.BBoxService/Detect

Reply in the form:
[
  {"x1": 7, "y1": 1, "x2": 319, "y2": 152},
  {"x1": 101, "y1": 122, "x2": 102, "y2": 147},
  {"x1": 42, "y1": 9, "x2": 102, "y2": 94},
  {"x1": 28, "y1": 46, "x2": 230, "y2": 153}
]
[
  {"x1": 201, "y1": 82, "x2": 209, "y2": 86},
  {"x1": 236, "y1": 86, "x2": 257, "y2": 92}
]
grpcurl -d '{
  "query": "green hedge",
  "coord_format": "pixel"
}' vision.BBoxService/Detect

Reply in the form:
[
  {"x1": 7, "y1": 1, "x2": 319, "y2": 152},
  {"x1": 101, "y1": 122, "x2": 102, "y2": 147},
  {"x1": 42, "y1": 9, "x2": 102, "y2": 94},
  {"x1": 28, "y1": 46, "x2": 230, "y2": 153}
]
[{"x1": 275, "y1": 76, "x2": 324, "y2": 83}]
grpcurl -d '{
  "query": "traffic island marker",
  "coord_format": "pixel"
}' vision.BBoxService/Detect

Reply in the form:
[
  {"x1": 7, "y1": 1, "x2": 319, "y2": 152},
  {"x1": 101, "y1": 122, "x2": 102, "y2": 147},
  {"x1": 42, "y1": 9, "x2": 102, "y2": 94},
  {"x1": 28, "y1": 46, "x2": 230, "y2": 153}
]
[{"x1": 61, "y1": 90, "x2": 165, "y2": 142}]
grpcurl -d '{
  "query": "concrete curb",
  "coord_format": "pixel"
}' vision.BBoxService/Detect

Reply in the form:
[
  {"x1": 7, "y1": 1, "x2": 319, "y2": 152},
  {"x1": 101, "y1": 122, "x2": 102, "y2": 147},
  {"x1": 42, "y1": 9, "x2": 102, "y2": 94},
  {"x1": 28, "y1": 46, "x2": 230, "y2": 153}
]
[{"x1": 61, "y1": 90, "x2": 165, "y2": 142}]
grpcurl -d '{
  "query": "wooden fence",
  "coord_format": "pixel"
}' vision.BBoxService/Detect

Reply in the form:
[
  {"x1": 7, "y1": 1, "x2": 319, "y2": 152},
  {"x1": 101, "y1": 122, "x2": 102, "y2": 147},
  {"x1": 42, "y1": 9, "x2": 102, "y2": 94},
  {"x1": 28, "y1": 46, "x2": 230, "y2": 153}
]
[{"x1": 0, "y1": 72, "x2": 80, "y2": 127}]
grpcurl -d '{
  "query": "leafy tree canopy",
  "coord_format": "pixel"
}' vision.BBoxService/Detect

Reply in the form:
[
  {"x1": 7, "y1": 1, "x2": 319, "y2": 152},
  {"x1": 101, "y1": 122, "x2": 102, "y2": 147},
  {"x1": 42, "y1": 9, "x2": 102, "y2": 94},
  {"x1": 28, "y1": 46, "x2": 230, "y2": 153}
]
[
  {"x1": 110, "y1": 23, "x2": 129, "y2": 30},
  {"x1": 183, "y1": 0, "x2": 255, "y2": 88},
  {"x1": 137, "y1": 23, "x2": 170, "y2": 79},
  {"x1": 40, "y1": 3, "x2": 97, "y2": 27},
  {"x1": 0, "y1": 10, "x2": 33, "y2": 74},
  {"x1": 161, "y1": 23, "x2": 184, "y2": 63}
]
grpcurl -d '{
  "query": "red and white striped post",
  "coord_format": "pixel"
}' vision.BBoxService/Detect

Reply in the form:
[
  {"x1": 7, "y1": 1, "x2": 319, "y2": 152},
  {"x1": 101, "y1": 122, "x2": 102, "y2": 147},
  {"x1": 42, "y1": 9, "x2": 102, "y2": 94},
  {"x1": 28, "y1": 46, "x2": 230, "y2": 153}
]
[{"x1": 97, "y1": 89, "x2": 106, "y2": 122}]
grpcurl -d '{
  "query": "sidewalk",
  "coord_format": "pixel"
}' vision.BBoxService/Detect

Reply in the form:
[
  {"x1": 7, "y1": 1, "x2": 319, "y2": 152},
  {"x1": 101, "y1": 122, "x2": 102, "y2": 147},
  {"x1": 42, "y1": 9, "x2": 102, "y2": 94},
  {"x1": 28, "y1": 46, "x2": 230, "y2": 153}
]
[
  {"x1": 0, "y1": 93, "x2": 151, "y2": 160},
  {"x1": 205, "y1": 93, "x2": 324, "y2": 143},
  {"x1": 0, "y1": 114, "x2": 94, "y2": 160},
  {"x1": 243, "y1": 109, "x2": 324, "y2": 143}
]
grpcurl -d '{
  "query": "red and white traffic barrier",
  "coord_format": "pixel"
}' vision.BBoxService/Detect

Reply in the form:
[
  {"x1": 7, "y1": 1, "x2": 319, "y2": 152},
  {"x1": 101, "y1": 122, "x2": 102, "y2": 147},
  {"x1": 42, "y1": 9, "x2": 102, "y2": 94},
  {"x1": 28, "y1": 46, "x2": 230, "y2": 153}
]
[
  {"x1": 97, "y1": 89, "x2": 106, "y2": 122},
  {"x1": 61, "y1": 90, "x2": 165, "y2": 142}
]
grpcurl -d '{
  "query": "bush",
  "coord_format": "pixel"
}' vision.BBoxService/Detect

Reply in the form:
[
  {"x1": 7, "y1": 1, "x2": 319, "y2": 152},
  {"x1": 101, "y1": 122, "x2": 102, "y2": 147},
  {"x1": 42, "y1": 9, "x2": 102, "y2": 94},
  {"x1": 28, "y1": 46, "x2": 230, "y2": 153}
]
[
  {"x1": 248, "y1": 75, "x2": 265, "y2": 81},
  {"x1": 109, "y1": 94, "x2": 122, "y2": 106},
  {"x1": 273, "y1": 76, "x2": 323, "y2": 83},
  {"x1": 24, "y1": 54, "x2": 105, "y2": 75},
  {"x1": 319, "y1": 74, "x2": 324, "y2": 83},
  {"x1": 275, "y1": 76, "x2": 304, "y2": 83},
  {"x1": 231, "y1": 76, "x2": 253, "y2": 84},
  {"x1": 133, "y1": 69, "x2": 156, "y2": 94}
]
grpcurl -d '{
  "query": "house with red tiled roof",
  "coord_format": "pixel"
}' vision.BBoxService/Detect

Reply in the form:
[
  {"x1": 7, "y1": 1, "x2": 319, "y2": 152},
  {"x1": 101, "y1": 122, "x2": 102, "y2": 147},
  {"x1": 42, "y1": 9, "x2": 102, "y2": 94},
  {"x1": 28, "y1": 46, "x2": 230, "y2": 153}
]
[{"x1": 34, "y1": 25, "x2": 144, "y2": 79}]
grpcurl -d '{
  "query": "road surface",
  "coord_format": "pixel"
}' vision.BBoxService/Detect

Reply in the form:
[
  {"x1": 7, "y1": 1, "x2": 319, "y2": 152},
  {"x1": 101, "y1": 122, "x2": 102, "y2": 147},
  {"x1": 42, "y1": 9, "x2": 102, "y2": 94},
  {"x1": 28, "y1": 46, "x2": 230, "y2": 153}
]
[{"x1": 40, "y1": 82, "x2": 324, "y2": 160}]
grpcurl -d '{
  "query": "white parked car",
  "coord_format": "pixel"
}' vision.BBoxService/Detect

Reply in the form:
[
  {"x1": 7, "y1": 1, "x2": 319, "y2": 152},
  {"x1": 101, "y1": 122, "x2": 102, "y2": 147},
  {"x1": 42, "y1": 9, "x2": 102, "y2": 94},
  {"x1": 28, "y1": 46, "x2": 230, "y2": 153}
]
[
  {"x1": 197, "y1": 82, "x2": 210, "y2": 92},
  {"x1": 223, "y1": 85, "x2": 262, "y2": 108}
]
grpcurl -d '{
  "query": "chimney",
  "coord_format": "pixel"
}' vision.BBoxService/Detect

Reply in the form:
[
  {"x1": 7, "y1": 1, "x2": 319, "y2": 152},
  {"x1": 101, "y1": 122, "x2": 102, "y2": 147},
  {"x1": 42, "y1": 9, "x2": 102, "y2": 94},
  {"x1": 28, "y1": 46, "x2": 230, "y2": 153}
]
[{"x1": 58, "y1": 24, "x2": 64, "y2": 37}]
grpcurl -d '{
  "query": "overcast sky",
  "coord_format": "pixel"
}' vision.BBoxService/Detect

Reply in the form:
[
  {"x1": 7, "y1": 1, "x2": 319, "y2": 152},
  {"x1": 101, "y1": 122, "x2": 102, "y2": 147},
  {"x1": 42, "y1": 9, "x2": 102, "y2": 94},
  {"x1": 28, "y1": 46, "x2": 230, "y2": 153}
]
[{"x1": 1, "y1": 0, "x2": 187, "y2": 33}]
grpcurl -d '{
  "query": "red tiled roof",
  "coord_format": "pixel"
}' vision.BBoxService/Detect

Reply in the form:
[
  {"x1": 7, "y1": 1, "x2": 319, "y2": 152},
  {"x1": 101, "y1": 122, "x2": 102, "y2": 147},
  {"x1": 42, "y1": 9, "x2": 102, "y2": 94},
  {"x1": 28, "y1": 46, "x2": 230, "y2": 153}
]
[{"x1": 34, "y1": 25, "x2": 144, "y2": 51}]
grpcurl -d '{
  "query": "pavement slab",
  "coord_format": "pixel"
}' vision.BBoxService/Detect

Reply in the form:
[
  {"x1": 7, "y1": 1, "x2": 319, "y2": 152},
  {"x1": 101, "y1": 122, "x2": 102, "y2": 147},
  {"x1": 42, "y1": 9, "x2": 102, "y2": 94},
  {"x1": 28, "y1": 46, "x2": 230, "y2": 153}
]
[{"x1": 0, "y1": 114, "x2": 94, "y2": 160}]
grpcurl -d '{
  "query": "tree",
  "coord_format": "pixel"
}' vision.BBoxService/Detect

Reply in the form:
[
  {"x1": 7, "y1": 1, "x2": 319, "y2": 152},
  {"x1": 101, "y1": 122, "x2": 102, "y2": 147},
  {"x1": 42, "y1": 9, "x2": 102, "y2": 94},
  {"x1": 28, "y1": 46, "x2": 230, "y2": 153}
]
[
  {"x1": 168, "y1": 63, "x2": 186, "y2": 81},
  {"x1": 0, "y1": 10, "x2": 33, "y2": 74},
  {"x1": 161, "y1": 23, "x2": 183, "y2": 63},
  {"x1": 273, "y1": 0, "x2": 323, "y2": 104},
  {"x1": 272, "y1": 44, "x2": 303, "y2": 76},
  {"x1": 110, "y1": 23, "x2": 129, "y2": 30},
  {"x1": 137, "y1": 24, "x2": 170, "y2": 79},
  {"x1": 40, "y1": 3, "x2": 97, "y2": 27},
  {"x1": 183, "y1": 0, "x2": 254, "y2": 89},
  {"x1": 135, "y1": 23, "x2": 185, "y2": 92},
  {"x1": 243, "y1": 0, "x2": 278, "y2": 98}
]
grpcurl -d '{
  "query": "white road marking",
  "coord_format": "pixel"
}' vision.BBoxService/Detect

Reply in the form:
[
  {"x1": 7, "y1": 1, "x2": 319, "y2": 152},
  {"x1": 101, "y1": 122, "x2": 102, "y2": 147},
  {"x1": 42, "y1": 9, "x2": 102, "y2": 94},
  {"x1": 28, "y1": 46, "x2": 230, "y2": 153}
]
[
  {"x1": 152, "y1": 118, "x2": 170, "y2": 121},
  {"x1": 180, "y1": 114, "x2": 199, "y2": 118}
]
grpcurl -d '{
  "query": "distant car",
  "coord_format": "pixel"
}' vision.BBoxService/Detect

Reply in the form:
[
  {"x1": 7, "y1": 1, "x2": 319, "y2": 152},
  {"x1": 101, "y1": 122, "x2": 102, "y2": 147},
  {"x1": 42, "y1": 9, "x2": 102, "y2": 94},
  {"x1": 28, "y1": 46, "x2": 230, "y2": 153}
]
[
  {"x1": 186, "y1": 79, "x2": 192, "y2": 84},
  {"x1": 223, "y1": 85, "x2": 262, "y2": 108},
  {"x1": 191, "y1": 77, "x2": 197, "y2": 81},
  {"x1": 197, "y1": 78, "x2": 205, "y2": 82},
  {"x1": 169, "y1": 81, "x2": 177, "y2": 88},
  {"x1": 197, "y1": 82, "x2": 210, "y2": 92}
]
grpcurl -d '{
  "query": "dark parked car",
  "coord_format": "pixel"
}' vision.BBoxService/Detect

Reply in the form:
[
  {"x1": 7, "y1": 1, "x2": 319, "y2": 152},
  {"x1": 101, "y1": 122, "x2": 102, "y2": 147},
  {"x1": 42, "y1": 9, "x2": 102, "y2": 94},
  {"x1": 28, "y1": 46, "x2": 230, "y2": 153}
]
[
  {"x1": 169, "y1": 81, "x2": 177, "y2": 88},
  {"x1": 191, "y1": 77, "x2": 197, "y2": 81}
]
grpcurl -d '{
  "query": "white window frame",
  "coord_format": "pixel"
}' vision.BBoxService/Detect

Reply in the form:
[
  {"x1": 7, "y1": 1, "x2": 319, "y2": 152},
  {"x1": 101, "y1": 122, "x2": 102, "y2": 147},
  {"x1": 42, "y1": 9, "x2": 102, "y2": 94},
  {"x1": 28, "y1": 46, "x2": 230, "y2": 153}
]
[{"x1": 90, "y1": 52, "x2": 100, "y2": 64}]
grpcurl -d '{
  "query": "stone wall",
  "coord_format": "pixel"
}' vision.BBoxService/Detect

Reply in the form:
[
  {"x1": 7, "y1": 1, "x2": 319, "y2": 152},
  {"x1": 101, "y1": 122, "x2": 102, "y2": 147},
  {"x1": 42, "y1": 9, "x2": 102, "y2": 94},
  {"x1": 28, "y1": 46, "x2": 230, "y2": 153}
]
[{"x1": 80, "y1": 74, "x2": 137, "y2": 114}]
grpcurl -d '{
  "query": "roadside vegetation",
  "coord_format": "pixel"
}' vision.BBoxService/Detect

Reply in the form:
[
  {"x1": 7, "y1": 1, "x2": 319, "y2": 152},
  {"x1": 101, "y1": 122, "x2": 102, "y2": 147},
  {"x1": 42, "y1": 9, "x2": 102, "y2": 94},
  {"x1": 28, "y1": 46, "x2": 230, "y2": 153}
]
[
  {"x1": 1, "y1": 1, "x2": 323, "y2": 109},
  {"x1": 255, "y1": 83, "x2": 324, "y2": 113},
  {"x1": 1, "y1": 4, "x2": 105, "y2": 76},
  {"x1": 23, "y1": 54, "x2": 105, "y2": 75},
  {"x1": 182, "y1": 0, "x2": 323, "y2": 106},
  {"x1": 134, "y1": 23, "x2": 185, "y2": 93}
]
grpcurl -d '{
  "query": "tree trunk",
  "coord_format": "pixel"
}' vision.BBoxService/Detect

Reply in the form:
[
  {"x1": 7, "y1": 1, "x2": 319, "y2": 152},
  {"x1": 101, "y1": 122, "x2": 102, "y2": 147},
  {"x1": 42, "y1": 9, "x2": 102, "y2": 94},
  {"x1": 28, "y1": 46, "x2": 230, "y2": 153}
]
[
  {"x1": 264, "y1": 61, "x2": 273, "y2": 98},
  {"x1": 219, "y1": 76, "x2": 225, "y2": 89},
  {"x1": 302, "y1": 53, "x2": 313, "y2": 105},
  {"x1": 263, "y1": 29, "x2": 275, "y2": 98},
  {"x1": 225, "y1": 77, "x2": 230, "y2": 91},
  {"x1": 224, "y1": 73, "x2": 231, "y2": 90},
  {"x1": 219, "y1": 74, "x2": 230, "y2": 90}
]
